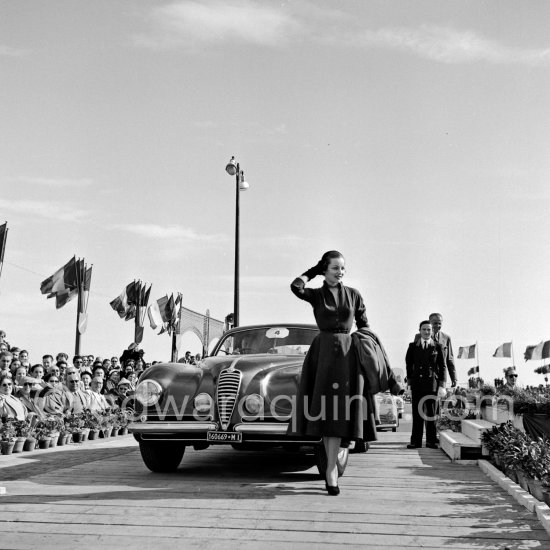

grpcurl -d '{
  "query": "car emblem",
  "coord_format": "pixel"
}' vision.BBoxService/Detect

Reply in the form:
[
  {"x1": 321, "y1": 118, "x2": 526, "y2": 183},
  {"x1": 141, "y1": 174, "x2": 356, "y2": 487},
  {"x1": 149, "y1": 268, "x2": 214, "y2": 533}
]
[{"x1": 227, "y1": 357, "x2": 241, "y2": 373}]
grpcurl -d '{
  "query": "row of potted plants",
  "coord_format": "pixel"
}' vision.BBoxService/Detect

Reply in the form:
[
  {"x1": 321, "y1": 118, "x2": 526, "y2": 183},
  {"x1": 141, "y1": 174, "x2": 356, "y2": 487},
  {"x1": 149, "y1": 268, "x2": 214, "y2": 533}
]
[
  {"x1": 480, "y1": 420, "x2": 550, "y2": 505},
  {"x1": 0, "y1": 408, "x2": 131, "y2": 455}
]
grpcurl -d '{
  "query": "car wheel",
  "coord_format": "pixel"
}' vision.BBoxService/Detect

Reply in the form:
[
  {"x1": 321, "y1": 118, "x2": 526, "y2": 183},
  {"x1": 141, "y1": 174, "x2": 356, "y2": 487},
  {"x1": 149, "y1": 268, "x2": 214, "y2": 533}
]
[
  {"x1": 139, "y1": 441, "x2": 185, "y2": 472},
  {"x1": 392, "y1": 427, "x2": 397, "y2": 432},
  {"x1": 314, "y1": 445, "x2": 349, "y2": 478}
]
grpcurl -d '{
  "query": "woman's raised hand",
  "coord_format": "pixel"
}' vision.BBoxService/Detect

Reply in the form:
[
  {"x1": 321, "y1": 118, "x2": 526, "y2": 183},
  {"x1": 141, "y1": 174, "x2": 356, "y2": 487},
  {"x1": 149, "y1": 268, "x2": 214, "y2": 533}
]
[{"x1": 302, "y1": 259, "x2": 325, "y2": 281}]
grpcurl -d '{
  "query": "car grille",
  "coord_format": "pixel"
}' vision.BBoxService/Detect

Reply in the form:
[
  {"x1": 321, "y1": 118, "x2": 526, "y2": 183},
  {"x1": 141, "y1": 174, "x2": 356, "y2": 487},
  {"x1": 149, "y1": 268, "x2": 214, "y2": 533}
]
[{"x1": 217, "y1": 369, "x2": 242, "y2": 430}]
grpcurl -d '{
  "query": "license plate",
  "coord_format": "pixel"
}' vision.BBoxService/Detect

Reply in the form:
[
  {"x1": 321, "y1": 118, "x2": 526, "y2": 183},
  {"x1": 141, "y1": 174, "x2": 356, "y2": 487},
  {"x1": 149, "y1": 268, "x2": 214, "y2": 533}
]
[{"x1": 207, "y1": 431, "x2": 242, "y2": 443}]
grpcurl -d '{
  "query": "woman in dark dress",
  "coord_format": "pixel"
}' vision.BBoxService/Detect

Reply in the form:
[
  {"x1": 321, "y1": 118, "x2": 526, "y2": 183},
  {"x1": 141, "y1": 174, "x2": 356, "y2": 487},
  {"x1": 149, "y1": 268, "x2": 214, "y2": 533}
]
[{"x1": 289, "y1": 250, "x2": 377, "y2": 495}]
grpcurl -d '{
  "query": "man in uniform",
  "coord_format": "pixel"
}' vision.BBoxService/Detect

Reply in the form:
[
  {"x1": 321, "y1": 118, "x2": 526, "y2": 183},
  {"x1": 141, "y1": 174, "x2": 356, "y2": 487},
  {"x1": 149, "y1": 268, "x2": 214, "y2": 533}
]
[{"x1": 406, "y1": 320, "x2": 446, "y2": 449}]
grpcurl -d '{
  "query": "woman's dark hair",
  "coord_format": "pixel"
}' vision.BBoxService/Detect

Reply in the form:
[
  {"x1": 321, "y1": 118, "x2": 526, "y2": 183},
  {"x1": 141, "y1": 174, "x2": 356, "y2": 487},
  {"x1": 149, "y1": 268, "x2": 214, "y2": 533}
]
[
  {"x1": 320, "y1": 250, "x2": 344, "y2": 273},
  {"x1": 44, "y1": 372, "x2": 59, "y2": 383},
  {"x1": 419, "y1": 320, "x2": 431, "y2": 330}
]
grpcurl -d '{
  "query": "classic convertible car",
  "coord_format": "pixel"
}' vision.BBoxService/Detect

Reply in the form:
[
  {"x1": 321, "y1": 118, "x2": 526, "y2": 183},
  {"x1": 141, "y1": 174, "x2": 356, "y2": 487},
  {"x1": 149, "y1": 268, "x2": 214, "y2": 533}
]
[{"x1": 128, "y1": 324, "x2": 349, "y2": 476}]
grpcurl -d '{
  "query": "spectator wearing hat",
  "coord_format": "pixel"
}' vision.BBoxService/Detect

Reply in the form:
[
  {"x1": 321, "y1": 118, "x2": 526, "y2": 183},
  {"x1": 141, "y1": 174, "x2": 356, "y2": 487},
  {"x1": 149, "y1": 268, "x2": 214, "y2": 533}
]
[{"x1": 10, "y1": 347, "x2": 21, "y2": 361}]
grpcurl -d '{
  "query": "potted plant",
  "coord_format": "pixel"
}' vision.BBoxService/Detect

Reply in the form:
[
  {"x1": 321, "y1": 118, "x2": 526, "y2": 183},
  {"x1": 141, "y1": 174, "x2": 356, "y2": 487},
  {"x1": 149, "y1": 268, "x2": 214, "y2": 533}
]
[
  {"x1": 522, "y1": 437, "x2": 550, "y2": 501},
  {"x1": 0, "y1": 419, "x2": 17, "y2": 455},
  {"x1": 12, "y1": 419, "x2": 33, "y2": 453},
  {"x1": 116, "y1": 409, "x2": 130, "y2": 435},
  {"x1": 64, "y1": 413, "x2": 84, "y2": 443},
  {"x1": 82, "y1": 409, "x2": 101, "y2": 440},
  {"x1": 99, "y1": 409, "x2": 114, "y2": 438}
]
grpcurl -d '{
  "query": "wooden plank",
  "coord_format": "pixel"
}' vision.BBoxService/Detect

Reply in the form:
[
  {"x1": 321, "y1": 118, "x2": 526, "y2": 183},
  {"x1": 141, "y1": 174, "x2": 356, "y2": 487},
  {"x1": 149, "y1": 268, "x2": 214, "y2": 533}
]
[{"x1": 0, "y1": 414, "x2": 547, "y2": 548}]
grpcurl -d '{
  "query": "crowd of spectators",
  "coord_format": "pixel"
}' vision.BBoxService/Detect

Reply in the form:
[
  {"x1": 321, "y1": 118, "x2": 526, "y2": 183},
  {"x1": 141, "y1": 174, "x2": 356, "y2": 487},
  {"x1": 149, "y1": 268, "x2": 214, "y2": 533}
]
[{"x1": 0, "y1": 329, "x2": 186, "y2": 422}]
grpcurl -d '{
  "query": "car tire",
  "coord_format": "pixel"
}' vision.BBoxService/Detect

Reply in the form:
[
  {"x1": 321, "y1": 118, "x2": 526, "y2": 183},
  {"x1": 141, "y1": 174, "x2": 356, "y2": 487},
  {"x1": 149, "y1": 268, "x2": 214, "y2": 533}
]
[
  {"x1": 139, "y1": 441, "x2": 185, "y2": 472},
  {"x1": 392, "y1": 427, "x2": 397, "y2": 432},
  {"x1": 314, "y1": 445, "x2": 349, "y2": 478}
]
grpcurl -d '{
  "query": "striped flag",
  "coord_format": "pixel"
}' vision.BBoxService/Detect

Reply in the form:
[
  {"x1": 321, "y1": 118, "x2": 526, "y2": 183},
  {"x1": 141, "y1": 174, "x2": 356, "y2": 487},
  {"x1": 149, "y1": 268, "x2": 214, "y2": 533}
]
[
  {"x1": 467, "y1": 366, "x2": 480, "y2": 376},
  {"x1": 110, "y1": 281, "x2": 136, "y2": 320},
  {"x1": 458, "y1": 344, "x2": 476, "y2": 359},
  {"x1": 493, "y1": 342, "x2": 512, "y2": 358},
  {"x1": 524, "y1": 341, "x2": 550, "y2": 361},
  {"x1": 78, "y1": 264, "x2": 93, "y2": 334},
  {"x1": 0, "y1": 222, "x2": 7, "y2": 265},
  {"x1": 40, "y1": 257, "x2": 79, "y2": 309}
]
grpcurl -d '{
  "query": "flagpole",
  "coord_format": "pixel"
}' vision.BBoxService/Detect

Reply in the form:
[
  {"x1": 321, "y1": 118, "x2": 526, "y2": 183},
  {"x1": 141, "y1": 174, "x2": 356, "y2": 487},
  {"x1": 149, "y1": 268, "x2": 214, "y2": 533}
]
[
  {"x1": 171, "y1": 293, "x2": 181, "y2": 363},
  {"x1": 476, "y1": 341, "x2": 480, "y2": 381},
  {"x1": 0, "y1": 222, "x2": 8, "y2": 286},
  {"x1": 74, "y1": 257, "x2": 83, "y2": 355},
  {"x1": 511, "y1": 341, "x2": 516, "y2": 367},
  {"x1": 134, "y1": 280, "x2": 140, "y2": 345}
]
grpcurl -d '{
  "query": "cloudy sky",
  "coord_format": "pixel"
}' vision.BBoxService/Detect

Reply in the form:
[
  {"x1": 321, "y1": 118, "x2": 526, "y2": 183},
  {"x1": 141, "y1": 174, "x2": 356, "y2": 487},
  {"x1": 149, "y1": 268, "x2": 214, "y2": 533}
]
[{"x1": 1, "y1": 0, "x2": 549, "y2": 385}]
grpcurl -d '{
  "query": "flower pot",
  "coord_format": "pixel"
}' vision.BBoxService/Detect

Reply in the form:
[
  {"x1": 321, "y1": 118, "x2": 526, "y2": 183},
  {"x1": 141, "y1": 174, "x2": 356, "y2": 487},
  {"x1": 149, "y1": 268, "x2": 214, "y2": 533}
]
[
  {"x1": 505, "y1": 468, "x2": 518, "y2": 484},
  {"x1": 64, "y1": 433, "x2": 72, "y2": 445},
  {"x1": 81, "y1": 428, "x2": 90, "y2": 442},
  {"x1": 57, "y1": 433, "x2": 66, "y2": 446},
  {"x1": 528, "y1": 479, "x2": 546, "y2": 502},
  {"x1": 49, "y1": 433, "x2": 60, "y2": 447},
  {"x1": 88, "y1": 429, "x2": 99, "y2": 441},
  {"x1": 542, "y1": 488, "x2": 550, "y2": 507},
  {"x1": 1, "y1": 440, "x2": 16, "y2": 455},
  {"x1": 101, "y1": 427, "x2": 111, "y2": 438},
  {"x1": 71, "y1": 431, "x2": 83, "y2": 443},
  {"x1": 118, "y1": 427, "x2": 128, "y2": 436},
  {"x1": 23, "y1": 437, "x2": 36, "y2": 452},
  {"x1": 516, "y1": 470, "x2": 530, "y2": 492},
  {"x1": 38, "y1": 437, "x2": 51, "y2": 449},
  {"x1": 13, "y1": 437, "x2": 26, "y2": 453},
  {"x1": 111, "y1": 427, "x2": 118, "y2": 437},
  {"x1": 493, "y1": 454, "x2": 502, "y2": 469}
]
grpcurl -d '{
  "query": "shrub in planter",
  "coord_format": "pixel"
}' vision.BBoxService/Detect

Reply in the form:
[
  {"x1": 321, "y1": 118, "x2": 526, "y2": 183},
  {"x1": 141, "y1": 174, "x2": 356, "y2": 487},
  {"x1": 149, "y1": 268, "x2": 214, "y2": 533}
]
[
  {"x1": 1, "y1": 419, "x2": 19, "y2": 454},
  {"x1": 64, "y1": 412, "x2": 85, "y2": 440}
]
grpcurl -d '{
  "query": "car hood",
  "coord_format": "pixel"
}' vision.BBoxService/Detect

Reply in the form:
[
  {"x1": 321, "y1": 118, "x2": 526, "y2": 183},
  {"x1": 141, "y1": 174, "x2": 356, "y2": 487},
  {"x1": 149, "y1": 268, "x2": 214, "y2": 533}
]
[{"x1": 139, "y1": 354, "x2": 304, "y2": 417}]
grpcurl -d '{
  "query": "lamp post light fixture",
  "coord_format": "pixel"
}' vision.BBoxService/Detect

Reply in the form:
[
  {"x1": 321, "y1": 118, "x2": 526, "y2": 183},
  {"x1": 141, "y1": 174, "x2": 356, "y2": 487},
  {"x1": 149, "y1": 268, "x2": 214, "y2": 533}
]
[{"x1": 225, "y1": 156, "x2": 249, "y2": 327}]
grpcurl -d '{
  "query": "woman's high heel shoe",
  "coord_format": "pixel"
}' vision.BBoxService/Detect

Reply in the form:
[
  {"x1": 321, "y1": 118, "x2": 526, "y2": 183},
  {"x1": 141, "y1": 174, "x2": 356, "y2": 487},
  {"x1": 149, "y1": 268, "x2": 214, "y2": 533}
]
[{"x1": 325, "y1": 479, "x2": 340, "y2": 496}]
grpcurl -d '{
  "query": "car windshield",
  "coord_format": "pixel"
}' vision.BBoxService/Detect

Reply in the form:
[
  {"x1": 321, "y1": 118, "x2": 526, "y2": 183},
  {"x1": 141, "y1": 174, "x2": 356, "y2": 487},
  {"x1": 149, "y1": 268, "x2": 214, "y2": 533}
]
[{"x1": 212, "y1": 326, "x2": 317, "y2": 356}]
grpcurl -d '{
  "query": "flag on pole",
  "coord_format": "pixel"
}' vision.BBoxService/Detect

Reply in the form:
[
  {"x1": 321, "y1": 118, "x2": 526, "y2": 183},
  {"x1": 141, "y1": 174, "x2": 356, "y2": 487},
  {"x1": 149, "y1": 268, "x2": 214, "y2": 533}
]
[
  {"x1": 458, "y1": 344, "x2": 476, "y2": 359},
  {"x1": 110, "y1": 281, "x2": 137, "y2": 319},
  {"x1": 467, "y1": 366, "x2": 480, "y2": 376},
  {"x1": 40, "y1": 257, "x2": 79, "y2": 309},
  {"x1": 524, "y1": 341, "x2": 550, "y2": 361},
  {"x1": 78, "y1": 264, "x2": 93, "y2": 334},
  {"x1": 0, "y1": 222, "x2": 8, "y2": 265},
  {"x1": 493, "y1": 342, "x2": 512, "y2": 358},
  {"x1": 135, "y1": 282, "x2": 152, "y2": 344}
]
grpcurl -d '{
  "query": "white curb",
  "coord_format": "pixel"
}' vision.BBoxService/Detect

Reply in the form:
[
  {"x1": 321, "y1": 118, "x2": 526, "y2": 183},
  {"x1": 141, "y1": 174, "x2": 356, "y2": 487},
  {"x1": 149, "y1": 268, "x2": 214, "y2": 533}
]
[{"x1": 478, "y1": 459, "x2": 550, "y2": 534}]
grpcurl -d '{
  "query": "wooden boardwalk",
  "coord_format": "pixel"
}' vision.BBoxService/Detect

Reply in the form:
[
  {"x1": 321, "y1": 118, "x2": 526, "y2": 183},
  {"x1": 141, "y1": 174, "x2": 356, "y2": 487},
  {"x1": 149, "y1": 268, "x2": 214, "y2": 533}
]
[{"x1": 1, "y1": 419, "x2": 549, "y2": 550}]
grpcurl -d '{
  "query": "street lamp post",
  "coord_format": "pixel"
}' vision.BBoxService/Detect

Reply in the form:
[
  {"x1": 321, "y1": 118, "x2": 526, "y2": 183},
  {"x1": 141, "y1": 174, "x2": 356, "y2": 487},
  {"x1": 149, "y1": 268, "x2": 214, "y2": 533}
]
[{"x1": 225, "y1": 156, "x2": 249, "y2": 327}]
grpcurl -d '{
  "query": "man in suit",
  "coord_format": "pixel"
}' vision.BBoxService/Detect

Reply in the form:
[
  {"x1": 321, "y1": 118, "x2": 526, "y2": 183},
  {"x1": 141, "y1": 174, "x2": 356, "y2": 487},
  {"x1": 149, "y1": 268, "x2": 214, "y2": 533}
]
[
  {"x1": 429, "y1": 313, "x2": 457, "y2": 388},
  {"x1": 406, "y1": 320, "x2": 446, "y2": 449},
  {"x1": 414, "y1": 313, "x2": 456, "y2": 387}
]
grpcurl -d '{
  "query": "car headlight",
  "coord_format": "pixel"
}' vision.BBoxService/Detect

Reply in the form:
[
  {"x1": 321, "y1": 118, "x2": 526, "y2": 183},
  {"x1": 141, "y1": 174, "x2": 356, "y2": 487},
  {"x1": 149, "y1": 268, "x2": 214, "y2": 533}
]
[
  {"x1": 194, "y1": 393, "x2": 213, "y2": 414},
  {"x1": 135, "y1": 380, "x2": 162, "y2": 406},
  {"x1": 244, "y1": 394, "x2": 264, "y2": 415}
]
